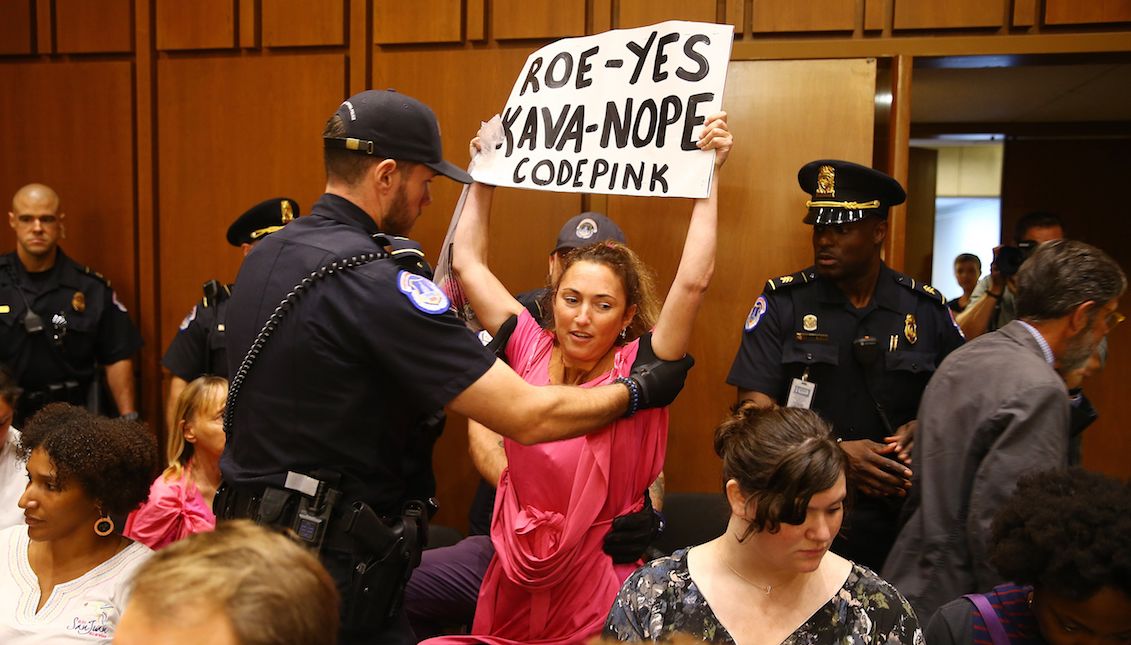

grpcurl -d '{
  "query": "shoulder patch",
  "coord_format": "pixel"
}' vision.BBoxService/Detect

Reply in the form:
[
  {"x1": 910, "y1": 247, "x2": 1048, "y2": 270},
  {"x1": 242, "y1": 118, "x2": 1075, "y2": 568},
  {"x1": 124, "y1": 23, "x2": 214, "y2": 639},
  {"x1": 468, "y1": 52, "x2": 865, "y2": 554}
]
[
  {"x1": 82, "y1": 266, "x2": 111, "y2": 287},
  {"x1": 179, "y1": 305, "x2": 198, "y2": 331},
  {"x1": 744, "y1": 295, "x2": 768, "y2": 332},
  {"x1": 397, "y1": 270, "x2": 450, "y2": 315},
  {"x1": 894, "y1": 273, "x2": 947, "y2": 305},
  {"x1": 765, "y1": 269, "x2": 815, "y2": 292}
]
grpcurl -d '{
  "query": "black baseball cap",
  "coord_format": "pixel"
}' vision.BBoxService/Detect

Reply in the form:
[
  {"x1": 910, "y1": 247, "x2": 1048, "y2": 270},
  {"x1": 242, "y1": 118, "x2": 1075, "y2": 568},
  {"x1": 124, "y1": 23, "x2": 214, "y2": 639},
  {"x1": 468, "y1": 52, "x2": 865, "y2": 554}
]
[
  {"x1": 324, "y1": 89, "x2": 472, "y2": 184},
  {"x1": 798, "y1": 159, "x2": 906, "y2": 226},
  {"x1": 553, "y1": 212, "x2": 627, "y2": 253},
  {"x1": 226, "y1": 197, "x2": 300, "y2": 246}
]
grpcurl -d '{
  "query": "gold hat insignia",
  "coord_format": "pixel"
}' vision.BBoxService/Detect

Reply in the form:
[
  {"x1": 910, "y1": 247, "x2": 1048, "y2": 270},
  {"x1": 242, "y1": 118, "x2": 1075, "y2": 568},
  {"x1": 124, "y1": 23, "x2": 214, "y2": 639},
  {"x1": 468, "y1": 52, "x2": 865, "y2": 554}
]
[
  {"x1": 281, "y1": 201, "x2": 294, "y2": 223},
  {"x1": 904, "y1": 313, "x2": 917, "y2": 345},
  {"x1": 803, "y1": 314, "x2": 818, "y2": 332},
  {"x1": 72, "y1": 291, "x2": 86, "y2": 313},
  {"x1": 816, "y1": 165, "x2": 836, "y2": 197}
]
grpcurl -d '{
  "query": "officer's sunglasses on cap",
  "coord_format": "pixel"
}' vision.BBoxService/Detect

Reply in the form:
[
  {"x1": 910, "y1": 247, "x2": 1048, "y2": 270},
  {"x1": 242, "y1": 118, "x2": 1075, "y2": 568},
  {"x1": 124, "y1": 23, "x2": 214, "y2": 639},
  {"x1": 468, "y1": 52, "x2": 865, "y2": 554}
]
[{"x1": 15, "y1": 215, "x2": 59, "y2": 226}]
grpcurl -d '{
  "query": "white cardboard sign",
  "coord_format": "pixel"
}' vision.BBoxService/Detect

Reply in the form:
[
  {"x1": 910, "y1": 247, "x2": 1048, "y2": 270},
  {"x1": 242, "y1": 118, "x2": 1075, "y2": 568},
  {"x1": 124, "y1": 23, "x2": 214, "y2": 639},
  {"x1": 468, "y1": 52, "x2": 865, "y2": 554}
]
[{"x1": 470, "y1": 20, "x2": 734, "y2": 199}]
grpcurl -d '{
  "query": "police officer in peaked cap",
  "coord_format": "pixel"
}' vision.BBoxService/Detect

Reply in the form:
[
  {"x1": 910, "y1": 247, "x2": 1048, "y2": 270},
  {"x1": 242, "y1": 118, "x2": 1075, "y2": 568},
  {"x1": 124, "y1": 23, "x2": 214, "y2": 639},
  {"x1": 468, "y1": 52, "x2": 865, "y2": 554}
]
[
  {"x1": 215, "y1": 89, "x2": 694, "y2": 644},
  {"x1": 727, "y1": 159, "x2": 964, "y2": 570},
  {"x1": 161, "y1": 197, "x2": 299, "y2": 429}
]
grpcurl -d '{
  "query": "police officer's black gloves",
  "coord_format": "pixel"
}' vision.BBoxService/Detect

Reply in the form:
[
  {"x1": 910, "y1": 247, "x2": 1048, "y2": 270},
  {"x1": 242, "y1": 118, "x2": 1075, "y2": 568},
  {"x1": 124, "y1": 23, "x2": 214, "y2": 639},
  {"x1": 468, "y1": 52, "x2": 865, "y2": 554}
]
[
  {"x1": 486, "y1": 314, "x2": 519, "y2": 361},
  {"x1": 626, "y1": 332, "x2": 694, "y2": 411},
  {"x1": 602, "y1": 490, "x2": 664, "y2": 564}
]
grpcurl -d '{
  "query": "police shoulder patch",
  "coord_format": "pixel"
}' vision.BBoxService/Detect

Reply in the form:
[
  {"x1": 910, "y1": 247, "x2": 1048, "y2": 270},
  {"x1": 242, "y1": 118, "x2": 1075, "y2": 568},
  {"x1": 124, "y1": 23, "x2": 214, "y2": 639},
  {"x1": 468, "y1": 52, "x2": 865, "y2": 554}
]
[
  {"x1": 744, "y1": 295, "x2": 768, "y2": 332},
  {"x1": 894, "y1": 272, "x2": 947, "y2": 306},
  {"x1": 764, "y1": 269, "x2": 814, "y2": 292},
  {"x1": 397, "y1": 270, "x2": 450, "y2": 315}
]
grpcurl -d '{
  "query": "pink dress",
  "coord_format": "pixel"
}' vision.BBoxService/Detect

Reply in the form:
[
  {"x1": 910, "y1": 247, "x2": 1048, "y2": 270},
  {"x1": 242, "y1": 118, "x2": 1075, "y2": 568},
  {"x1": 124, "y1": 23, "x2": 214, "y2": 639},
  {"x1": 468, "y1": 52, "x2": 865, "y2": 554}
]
[
  {"x1": 426, "y1": 310, "x2": 667, "y2": 644},
  {"x1": 123, "y1": 467, "x2": 216, "y2": 549}
]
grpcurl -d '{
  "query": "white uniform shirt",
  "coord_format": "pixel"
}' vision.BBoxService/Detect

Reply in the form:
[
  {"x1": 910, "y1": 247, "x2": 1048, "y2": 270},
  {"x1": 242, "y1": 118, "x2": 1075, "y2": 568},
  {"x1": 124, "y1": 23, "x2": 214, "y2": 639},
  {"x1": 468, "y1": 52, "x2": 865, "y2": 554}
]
[{"x1": 0, "y1": 525, "x2": 151, "y2": 643}]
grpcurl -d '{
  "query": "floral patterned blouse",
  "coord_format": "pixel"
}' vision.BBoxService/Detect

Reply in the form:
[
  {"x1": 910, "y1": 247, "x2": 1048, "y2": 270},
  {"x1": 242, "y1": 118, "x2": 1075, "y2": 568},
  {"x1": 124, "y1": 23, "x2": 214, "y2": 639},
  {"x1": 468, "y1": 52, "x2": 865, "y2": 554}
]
[{"x1": 603, "y1": 548, "x2": 924, "y2": 644}]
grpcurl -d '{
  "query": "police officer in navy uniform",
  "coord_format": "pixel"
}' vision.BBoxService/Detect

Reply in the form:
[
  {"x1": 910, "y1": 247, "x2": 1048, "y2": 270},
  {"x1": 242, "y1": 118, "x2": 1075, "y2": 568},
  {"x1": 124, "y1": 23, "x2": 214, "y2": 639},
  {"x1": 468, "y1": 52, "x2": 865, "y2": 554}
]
[
  {"x1": 161, "y1": 197, "x2": 299, "y2": 427},
  {"x1": 727, "y1": 160, "x2": 964, "y2": 570},
  {"x1": 217, "y1": 89, "x2": 693, "y2": 644},
  {"x1": 1, "y1": 183, "x2": 142, "y2": 425}
]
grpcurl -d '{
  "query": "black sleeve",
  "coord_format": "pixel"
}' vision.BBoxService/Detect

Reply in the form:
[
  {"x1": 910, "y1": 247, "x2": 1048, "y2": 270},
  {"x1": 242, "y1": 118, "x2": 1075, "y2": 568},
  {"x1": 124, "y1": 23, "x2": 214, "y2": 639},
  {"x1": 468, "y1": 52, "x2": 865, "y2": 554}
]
[
  {"x1": 94, "y1": 284, "x2": 143, "y2": 365},
  {"x1": 161, "y1": 302, "x2": 210, "y2": 381},
  {"x1": 925, "y1": 599, "x2": 974, "y2": 645},
  {"x1": 726, "y1": 290, "x2": 788, "y2": 398},
  {"x1": 348, "y1": 267, "x2": 497, "y2": 413}
]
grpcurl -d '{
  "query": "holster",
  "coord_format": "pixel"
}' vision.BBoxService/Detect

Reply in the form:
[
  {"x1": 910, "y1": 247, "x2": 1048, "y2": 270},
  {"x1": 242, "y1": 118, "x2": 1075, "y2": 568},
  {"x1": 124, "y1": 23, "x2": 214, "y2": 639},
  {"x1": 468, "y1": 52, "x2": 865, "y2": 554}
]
[{"x1": 340, "y1": 500, "x2": 428, "y2": 631}]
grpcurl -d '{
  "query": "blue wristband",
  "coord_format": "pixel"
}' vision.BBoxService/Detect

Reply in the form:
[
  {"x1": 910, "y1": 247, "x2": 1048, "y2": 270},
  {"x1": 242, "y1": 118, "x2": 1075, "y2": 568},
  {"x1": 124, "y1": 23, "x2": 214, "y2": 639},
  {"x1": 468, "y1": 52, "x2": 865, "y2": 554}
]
[{"x1": 615, "y1": 376, "x2": 641, "y2": 417}]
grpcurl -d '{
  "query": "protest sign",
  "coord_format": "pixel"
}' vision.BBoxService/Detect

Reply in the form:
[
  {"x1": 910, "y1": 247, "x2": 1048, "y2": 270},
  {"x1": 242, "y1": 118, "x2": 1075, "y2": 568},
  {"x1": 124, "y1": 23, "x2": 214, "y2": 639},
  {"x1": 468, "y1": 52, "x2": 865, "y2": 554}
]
[{"x1": 470, "y1": 20, "x2": 733, "y2": 199}]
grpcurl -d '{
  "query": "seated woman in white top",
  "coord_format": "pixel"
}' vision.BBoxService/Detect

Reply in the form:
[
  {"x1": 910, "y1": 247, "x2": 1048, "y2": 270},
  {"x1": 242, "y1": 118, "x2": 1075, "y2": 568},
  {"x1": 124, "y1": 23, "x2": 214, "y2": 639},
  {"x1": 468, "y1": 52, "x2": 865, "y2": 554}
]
[{"x1": 0, "y1": 403, "x2": 156, "y2": 644}]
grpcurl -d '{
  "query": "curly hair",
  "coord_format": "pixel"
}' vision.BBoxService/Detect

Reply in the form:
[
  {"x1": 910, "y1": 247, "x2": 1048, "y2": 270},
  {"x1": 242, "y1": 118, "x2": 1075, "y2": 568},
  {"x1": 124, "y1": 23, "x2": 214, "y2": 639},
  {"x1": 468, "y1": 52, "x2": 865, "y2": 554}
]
[
  {"x1": 17, "y1": 403, "x2": 157, "y2": 516},
  {"x1": 990, "y1": 468, "x2": 1131, "y2": 601},
  {"x1": 538, "y1": 240, "x2": 660, "y2": 343},
  {"x1": 714, "y1": 403, "x2": 846, "y2": 540}
]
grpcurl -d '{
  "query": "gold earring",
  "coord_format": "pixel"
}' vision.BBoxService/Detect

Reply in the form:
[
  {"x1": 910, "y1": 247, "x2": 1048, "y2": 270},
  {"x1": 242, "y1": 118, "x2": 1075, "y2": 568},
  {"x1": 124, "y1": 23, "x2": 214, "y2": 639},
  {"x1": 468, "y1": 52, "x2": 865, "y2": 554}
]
[{"x1": 94, "y1": 513, "x2": 114, "y2": 537}]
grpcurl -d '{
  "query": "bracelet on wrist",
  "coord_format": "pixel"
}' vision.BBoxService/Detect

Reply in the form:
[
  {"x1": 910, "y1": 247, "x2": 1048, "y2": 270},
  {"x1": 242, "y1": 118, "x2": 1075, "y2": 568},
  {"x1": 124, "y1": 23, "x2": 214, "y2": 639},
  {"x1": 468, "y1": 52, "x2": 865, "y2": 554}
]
[
  {"x1": 987, "y1": 290, "x2": 1003, "y2": 300},
  {"x1": 615, "y1": 376, "x2": 641, "y2": 418}
]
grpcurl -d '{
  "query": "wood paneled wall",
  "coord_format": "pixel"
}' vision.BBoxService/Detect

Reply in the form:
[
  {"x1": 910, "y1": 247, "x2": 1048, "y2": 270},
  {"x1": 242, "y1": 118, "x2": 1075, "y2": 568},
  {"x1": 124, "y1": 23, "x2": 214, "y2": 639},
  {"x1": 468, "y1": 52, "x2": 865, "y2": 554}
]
[
  {"x1": 2, "y1": 0, "x2": 1130, "y2": 532},
  {"x1": 1001, "y1": 138, "x2": 1131, "y2": 479}
]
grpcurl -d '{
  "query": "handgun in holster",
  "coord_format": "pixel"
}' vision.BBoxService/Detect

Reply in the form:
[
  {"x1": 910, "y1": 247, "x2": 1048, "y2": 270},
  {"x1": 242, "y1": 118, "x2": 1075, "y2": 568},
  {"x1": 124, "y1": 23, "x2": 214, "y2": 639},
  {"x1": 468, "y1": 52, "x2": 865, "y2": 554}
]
[{"x1": 338, "y1": 499, "x2": 428, "y2": 630}]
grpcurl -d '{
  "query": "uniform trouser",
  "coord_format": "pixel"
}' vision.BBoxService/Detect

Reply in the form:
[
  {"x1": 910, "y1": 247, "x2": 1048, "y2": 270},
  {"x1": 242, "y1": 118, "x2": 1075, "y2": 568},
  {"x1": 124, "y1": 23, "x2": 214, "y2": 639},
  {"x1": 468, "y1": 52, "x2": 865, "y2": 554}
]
[
  {"x1": 833, "y1": 496, "x2": 901, "y2": 571},
  {"x1": 403, "y1": 535, "x2": 495, "y2": 639}
]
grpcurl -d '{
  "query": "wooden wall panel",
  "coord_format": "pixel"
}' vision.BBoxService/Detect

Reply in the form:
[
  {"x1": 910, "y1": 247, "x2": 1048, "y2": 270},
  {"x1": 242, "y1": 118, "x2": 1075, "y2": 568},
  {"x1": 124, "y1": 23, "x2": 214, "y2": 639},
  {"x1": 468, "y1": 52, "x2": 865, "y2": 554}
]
[
  {"x1": 726, "y1": 0, "x2": 745, "y2": 37},
  {"x1": 618, "y1": 0, "x2": 718, "y2": 29},
  {"x1": 1013, "y1": 0, "x2": 1037, "y2": 27},
  {"x1": 374, "y1": 0, "x2": 461, "y2": 44},
  {"x1": 752, "y1": 0, "x2": 856, "y2": 33},
  {"x1": 493, "y1": 0, "x2": 585, "y2": 40},
  {"x1": 865, "y1": 0, "x2": 887, "y2": 31},
  {"x1": 904, "y1": 147, "x2": 937, "y2": 284},
  {"x1": 893, "y1": 0, "x2": 1004, "y2": 30},
  {"x1": 0, "y1": 0, "x2": 34, "y2": 55},
  {"x1": 1045, "y1": 0, "x2": 1131, "y2": 25},
  {"x1": 262, "y1": 0, "x2": 344, "y2": 46},
  {"x1": 0, "y1": 61, "x2": 137, "y2": 312},
  {"x1": 238, "y1": 0, "x2": 256, "y2": 47},
  {"x1": 374, "y1": 47, "x2": 586, "y2": 529},
  {"x1": 156, "y1": 53, "x2": 345, "y2": 359},
  {"x1": 156, "y1": 0, "x2": 235, "y2": 50},
  {"x1": 608, "y1": 59, "x2": 877, "y2": 494},
  {"x1": 34, "y1": 0, "x2": 51, "y2": 53},
  {"x1": 1001, "y1": 138, "x2": 1131, "y2": 479},
  {"x1": 467, "y1": 0, "x2": 485, "y2": 41},
  {"x1": 55, "y1": 0, "x2": 132, "y2": 53}
]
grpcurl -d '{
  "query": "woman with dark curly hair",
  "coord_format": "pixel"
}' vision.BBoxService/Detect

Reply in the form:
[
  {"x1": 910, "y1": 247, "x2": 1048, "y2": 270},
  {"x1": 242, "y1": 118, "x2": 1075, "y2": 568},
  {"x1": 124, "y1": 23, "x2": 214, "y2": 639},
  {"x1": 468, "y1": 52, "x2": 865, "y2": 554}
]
[
  {"x1": 603, "y1": 404, "x2": 922, "y2": 644},
  {"x1": 0, "y1": 403, "x2": 156, "y2": 643},
  {"x1": 927, "y1": 468, "x2": 1131, "y2": 645}
]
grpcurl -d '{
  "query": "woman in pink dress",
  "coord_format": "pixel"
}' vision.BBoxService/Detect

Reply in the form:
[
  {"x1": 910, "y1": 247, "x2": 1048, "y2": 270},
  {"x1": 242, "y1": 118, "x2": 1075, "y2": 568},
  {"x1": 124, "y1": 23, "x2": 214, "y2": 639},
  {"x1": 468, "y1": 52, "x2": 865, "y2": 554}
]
[
  {"x1": 425, "y1": 113, "x2": 732, "y2": 644},
  {"x1": 124, "y1": 376, "x2": 226, "y2": 549}
]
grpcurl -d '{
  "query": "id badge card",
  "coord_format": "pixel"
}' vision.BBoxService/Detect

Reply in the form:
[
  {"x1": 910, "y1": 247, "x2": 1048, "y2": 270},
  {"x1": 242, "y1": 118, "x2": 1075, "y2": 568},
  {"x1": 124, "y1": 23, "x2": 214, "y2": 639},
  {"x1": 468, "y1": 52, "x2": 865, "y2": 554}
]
[{"x1": 786, "y1": 378, "x2": 816, "y2": 409}]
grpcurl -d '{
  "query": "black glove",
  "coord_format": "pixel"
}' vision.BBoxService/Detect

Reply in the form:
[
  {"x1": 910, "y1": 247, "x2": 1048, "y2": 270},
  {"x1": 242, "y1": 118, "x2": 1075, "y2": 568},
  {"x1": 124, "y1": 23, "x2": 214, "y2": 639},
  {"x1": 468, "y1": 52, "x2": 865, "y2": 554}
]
[
  {"x1": 603, "y1": 490, "x2": 663, "y2": 564},
  {"x1": 486, "y1": 314, "x2": 519, "y2": 361},
  {"x1": 628, "y1": 332, "x2": 694, "y2": 410}
]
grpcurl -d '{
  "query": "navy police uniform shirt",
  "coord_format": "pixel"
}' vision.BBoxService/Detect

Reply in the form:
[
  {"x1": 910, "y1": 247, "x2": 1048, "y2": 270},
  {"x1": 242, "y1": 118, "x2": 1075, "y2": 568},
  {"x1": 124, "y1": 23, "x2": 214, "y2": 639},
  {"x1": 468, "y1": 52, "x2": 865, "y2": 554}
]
[
  {"x1": 728, "y1": 264, "x2": 964, "y2": 443},
  {"x1": 162, "y1": 283, "x2": 231, "y2": 380},
  {"x1": 222, "y1": 193, "x2": 497, "y2": 516},
  {"x1": 0, "y1": 250, "x2": 142, "y2": 393}
]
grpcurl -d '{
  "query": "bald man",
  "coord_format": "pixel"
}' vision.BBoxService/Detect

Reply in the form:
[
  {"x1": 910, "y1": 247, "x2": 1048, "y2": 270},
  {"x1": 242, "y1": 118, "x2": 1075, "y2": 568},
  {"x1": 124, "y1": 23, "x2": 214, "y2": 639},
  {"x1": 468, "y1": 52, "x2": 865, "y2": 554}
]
[{"x1": 0, "y1": 183, "x2": 142, "y2": 424}]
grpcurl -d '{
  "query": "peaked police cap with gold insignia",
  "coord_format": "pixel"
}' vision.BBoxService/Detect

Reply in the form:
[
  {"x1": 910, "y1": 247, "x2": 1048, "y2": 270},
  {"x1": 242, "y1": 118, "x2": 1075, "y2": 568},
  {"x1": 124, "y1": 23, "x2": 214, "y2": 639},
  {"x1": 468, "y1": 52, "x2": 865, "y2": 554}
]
[
  {"x1": 226, "y1": 197, "x2": 301, "y2": 246},
  {"x1": 798, "y1": 159, "x2": 906, "y2": 226}
]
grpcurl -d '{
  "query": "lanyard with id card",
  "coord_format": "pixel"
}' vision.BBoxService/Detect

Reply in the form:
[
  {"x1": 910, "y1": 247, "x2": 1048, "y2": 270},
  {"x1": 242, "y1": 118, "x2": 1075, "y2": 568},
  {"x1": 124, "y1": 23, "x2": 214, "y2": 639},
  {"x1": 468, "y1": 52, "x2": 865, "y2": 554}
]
[{"x1": 786, "y1": 367, "x2": 815, "y2": 409}]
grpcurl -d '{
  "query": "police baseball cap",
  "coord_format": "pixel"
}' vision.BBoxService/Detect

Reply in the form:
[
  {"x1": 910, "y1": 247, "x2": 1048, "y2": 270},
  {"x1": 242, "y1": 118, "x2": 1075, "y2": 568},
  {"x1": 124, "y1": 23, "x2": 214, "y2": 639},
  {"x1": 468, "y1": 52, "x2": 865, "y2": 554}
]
[
  {"x1": 798, "y1": 159, "x2": 906, "y2": 226},
  {"x1": 324, "y1": 89, "x2": 472, "y2": 184},
  {"x1": 226, "y1": 197, "x2": 300, "y2": 246},
  {"x1": 553, "y1": 212, "x2": 627, "y2": 253}
]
